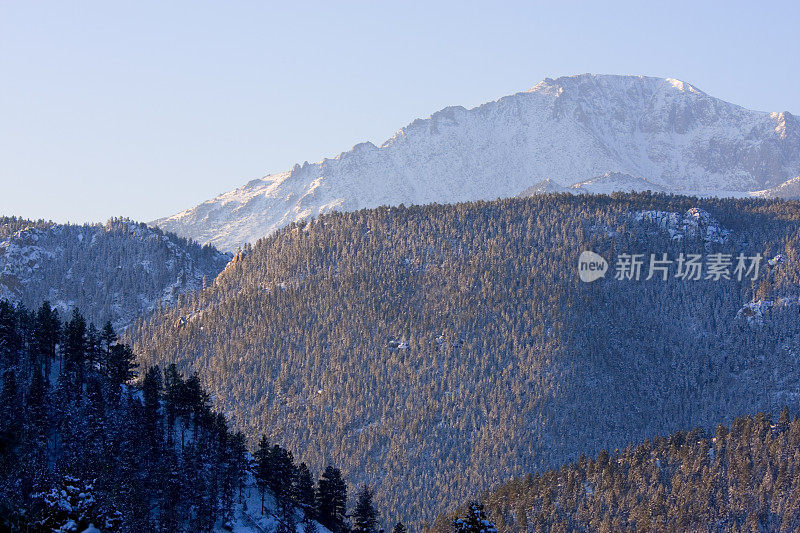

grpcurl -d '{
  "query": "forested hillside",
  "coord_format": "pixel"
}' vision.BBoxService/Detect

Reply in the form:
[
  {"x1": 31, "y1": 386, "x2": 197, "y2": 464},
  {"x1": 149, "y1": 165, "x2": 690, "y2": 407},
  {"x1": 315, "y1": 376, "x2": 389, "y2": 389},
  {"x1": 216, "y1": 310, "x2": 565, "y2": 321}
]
[
  {"x1": 0, "y1": 301, "x2": 373, "y2": 532},
  {"x1": 0, "y1": 217, "x2": 230, "y2": 330},
  {"x1": 131, "y1": 192, "x2": 800, "y2": 525},
  {"x1": 431, "y1": 410, "x2": 800, "y2": 532}
]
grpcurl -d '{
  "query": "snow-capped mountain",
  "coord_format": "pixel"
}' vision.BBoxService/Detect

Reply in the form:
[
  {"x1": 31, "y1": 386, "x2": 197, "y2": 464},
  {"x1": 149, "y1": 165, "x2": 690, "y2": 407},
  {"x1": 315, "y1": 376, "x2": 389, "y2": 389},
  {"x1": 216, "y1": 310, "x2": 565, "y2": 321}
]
[
  {"x1": 154, "y1": 74, "x2": 800, "y2": 252},
  {"x1": 0, "y1": 217, "x2": 230, "y2": 329},
  {"x1": 519, "y1": 172, "x2": 666, "y2": 196}
]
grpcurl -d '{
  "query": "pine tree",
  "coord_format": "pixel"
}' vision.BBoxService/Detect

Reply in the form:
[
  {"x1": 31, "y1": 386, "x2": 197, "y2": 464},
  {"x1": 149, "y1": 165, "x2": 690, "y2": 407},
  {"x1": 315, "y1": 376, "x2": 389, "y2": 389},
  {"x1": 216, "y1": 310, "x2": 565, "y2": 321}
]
[
  {"x1": 107, "y1": 343, "x2": 137, "y2": 387},
  {"x1": 81, "y1": 377, "x2": 106, "y2": 480},
  {"x1": 85, "y1": 323, "x2": 99, "y2": 373},
  {"x1": 295, "y1": 462, "x2": 316, "y2": 514},
  {"x1": 34, "y1": 302, "x2": 59, "y2": 375},
  {"x1": 63, "y1": 309, "x2": 87, "y2": 375},
  {"x1": 276, "y1": 496, "x2": 298, "y2": 533},
  {"x1": 220, "y1": 431, "x2": 247, "y2": 527},
  {"x1": 0, "y1": 301, "x2": 20, "y2": 368},
  {"x1": 302, "y1": 514, "x2": 320, "y2": 533},
  {"x1": 452, "y1": 503, "x2": 497, "y2": 533},
  {"x1": 182, "y1": 373, "x2": 208, "y2": 417},
  {"x1": 352, "y1": 484, "x2": 379, "y2": 533},
  {"x1": 163, "y1": 363, "x2": 182, "y2": 426},
  {"x1": 14, "y1": 367, "x2": 50, "y2": 508},
  {"x1": 317, "y1": 465, "x2": 348, "y2": 533},
  {"x1": 0, "y1": 369, "x2": 20, "y2": 479},
  {"x1": 160, "y1": 444, "x2": 183, "y2": 532},
  {"x1": 0, "y1": 302, "x2": 263, "y2": 531},
  {"x1": 229, "y1": 431, "x2": 248, "y2": 499},
  {"x1": 269, "y1": 444, "x2": 296, "y2": 501},
  {"x1": 99, "y1": 321, "x2": 116, "y2": 375},
  {"x1": 142, "y1": 366, "x2": 162, "y2": 453},
  {"x1": 255, "y1": 434, "x2": 271, "y2": 515}
]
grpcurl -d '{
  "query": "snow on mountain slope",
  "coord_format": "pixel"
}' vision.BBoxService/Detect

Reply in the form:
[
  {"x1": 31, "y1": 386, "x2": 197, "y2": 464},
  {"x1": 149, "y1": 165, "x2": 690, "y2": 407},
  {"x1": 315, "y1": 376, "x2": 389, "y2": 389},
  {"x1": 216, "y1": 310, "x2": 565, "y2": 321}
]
[
  {"x1": 751, "y1": 176, "x2": 800, "y2": 199},
  {"x1": 0, "y1": 218, "x2": 230, "y2": 330},
  {"x1": 154, "y1": 74, "x2": 800, "y2": 252},
  {"x1": 518, "y1": 178, "x2": 571, "y2": 196},
  {"x1": 225, "y1": 472, "x2": 331, "y2": 533}
]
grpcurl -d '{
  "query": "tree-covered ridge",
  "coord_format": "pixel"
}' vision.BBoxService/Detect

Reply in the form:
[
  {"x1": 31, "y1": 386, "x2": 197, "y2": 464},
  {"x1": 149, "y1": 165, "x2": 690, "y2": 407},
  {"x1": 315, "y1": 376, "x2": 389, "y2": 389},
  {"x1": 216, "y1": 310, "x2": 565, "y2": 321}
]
[
  {"x1": 130, "y1": 192, "x2": 800, "y2": 526},
  {"x1": 0, "y1": 301, "x2": 374, "y2": 532},
  {"x1": 0, "y1": 216, "x2": 230, "y2": 330},
  {"x1": 432, "y1": 409, "x2": 800, "y2": 532},
  {"x1": 0, "y1": 216, "x2": 53, "y2": 240}
]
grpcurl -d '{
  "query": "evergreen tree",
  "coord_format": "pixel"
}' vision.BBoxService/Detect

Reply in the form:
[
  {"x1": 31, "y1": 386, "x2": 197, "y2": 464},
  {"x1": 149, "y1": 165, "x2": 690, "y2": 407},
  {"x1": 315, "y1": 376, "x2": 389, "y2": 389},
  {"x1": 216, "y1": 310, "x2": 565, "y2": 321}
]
[
  {"x1": 160, "y1": 444, "x2": 182, "y2": 532},
  {"x1": 269, "y1": 444, "x2": 296, "y2": 501},
  {"x1": 220, "y1": 431, "x2": 247, "y2": 527},
  {"x1": 0, "y1": 368, "x2": 20, "y2": 491},
  {"x1": 85, "y1": 323, "x2": 100, "y2": 373},
  {"x1": 182, "y1": 373, "x2": 208, "y2": 417},
  {"x1": 22, "y1": 367, "x2": 50, "y2": 497},
  {"x1": 163, "y1": 363, "x2": 182, "y2": 426},
  {"x1": 34, "y1": 301, "x2": 59, "y2": 374},
  {"x1": 302, "y1": 514, "x2": 320, "y2": 533},
  {"x1": 81, "y1": 377, "x2": 106, "y2": 480},
  {"x1": 352, "y1": 484, "x2": 379, "y2": 533},
  {"x1": 255, "y1": 434, "x2": 271, "y2": 515},
  {"x1": 0, "y1": 301, "x2": 20, "y2": 367},
  {"x1": 99, "y1": 321, "x2": 116, "y2": 375},
  {"x1": 63, "y1": 309, "x2": 86, "y2": 373},
  {"x1": 317, "y1": 465, "x2": 348, "y2": 533},
  {"x1": 276, "y1": 496, "x2": 298, "y2": 533},
  {"x1": 107, "y1": 343, "x2": 137, "y2": 387},
  {"x1": 452, "y1": 503, "x2": 497, "y2": 533},
  {"x1": 295, "y1": 462, "x2": 317, "y2": 513},
  {"x1": 142, "y1": 366, "x2": 162, "y2": 452}
]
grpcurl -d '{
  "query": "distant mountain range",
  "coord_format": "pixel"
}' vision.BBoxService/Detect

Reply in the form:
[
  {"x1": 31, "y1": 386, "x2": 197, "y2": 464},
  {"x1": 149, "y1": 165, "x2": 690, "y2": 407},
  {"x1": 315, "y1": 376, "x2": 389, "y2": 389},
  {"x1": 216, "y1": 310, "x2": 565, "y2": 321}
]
[
  {"x1": 0, "y1": 217, "x2": 230, "y2": 329},
  {"x1": 153, "y1": 74, "x2": 800, "y2": 251}
]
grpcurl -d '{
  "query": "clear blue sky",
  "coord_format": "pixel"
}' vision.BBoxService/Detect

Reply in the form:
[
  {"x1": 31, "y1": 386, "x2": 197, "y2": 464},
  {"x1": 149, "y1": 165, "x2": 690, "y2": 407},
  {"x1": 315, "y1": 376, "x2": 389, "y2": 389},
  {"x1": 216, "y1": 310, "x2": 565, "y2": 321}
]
[{"x1": 1, "y1": 1, "x2": 798, "y2": 224}]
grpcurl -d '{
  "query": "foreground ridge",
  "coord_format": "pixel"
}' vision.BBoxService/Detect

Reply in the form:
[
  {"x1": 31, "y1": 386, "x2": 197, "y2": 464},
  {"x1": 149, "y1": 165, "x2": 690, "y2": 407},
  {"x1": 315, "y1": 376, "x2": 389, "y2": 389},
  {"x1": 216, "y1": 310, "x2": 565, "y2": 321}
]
[{"x1": 431, "y1": 410, "x2": 800, "y2": 532}]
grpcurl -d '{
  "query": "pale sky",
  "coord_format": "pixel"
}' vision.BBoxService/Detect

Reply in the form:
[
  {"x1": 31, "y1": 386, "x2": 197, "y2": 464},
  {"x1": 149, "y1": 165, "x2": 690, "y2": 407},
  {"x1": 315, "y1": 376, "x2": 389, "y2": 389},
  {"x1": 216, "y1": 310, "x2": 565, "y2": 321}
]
[{"x1": 1, "y1": 0, "x2": 798, "y2": 224}]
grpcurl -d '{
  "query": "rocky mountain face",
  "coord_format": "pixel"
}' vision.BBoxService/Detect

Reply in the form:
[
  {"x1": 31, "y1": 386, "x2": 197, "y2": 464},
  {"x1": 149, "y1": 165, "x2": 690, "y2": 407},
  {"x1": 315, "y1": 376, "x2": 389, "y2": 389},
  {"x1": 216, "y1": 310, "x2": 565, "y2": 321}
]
[
  {"x1": 0, "y1": 217, "x2": 230, "y2": 329},
  {"x1": 153, "y1": 74, "x2": 800, "y2": 251}
]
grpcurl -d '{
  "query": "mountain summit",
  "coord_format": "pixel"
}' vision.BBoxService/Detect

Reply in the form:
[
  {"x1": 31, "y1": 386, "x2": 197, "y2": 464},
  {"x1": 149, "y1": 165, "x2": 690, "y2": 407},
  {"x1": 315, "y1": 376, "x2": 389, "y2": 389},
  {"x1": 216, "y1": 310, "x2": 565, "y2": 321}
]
[{"x1": 154, "y1": 74, "x2": 800, "y2": 251}]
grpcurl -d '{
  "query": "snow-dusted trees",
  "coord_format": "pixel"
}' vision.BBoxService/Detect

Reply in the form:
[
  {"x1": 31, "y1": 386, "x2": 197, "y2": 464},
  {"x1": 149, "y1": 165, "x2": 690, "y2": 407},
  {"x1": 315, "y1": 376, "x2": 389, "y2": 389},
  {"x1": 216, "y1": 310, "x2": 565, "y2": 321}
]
[
  {"x1": 0, "y1": 303, "x2": 251, "y2": 531},
  {"x1": 452, "y1": 503, "x2": 497, "y2": 533},
  {"x1": 0, "y1": 216, "x2": 230, "y2": 330},
  {"x1": 130, "y1": 192, "x2": 800, "y2": 525},
  {"x1": 433, "y1": 412, "x2": 800, "y2": 532}
]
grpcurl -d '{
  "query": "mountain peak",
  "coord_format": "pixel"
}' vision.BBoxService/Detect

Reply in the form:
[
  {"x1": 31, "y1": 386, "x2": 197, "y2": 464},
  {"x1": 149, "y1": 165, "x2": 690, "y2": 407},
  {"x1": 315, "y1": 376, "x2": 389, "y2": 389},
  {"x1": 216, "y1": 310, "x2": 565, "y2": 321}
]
[
  {"x1": 154, "y1": 74, "x2": 800, "y2": 251},
  {"x1": 665, "y1": 77, "x2": 704, "y2": 94},
  {"x1": 528, "y1": 74, "x2": 709, "y2": 102}
]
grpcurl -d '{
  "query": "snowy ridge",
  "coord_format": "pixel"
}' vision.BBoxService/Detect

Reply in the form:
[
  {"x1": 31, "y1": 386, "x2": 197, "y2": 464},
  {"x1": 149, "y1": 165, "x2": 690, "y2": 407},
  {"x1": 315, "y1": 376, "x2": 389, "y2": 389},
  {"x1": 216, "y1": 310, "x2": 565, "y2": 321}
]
[
  {"x1": 751, "y1": 176, "x2": 800, "y2": 199},
  {"x1": 154, "y1": 74, "x2": 800, "y2": 252},
  {"x1": 0, "y1": 219, "x2": 230, "y2": 330}
]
